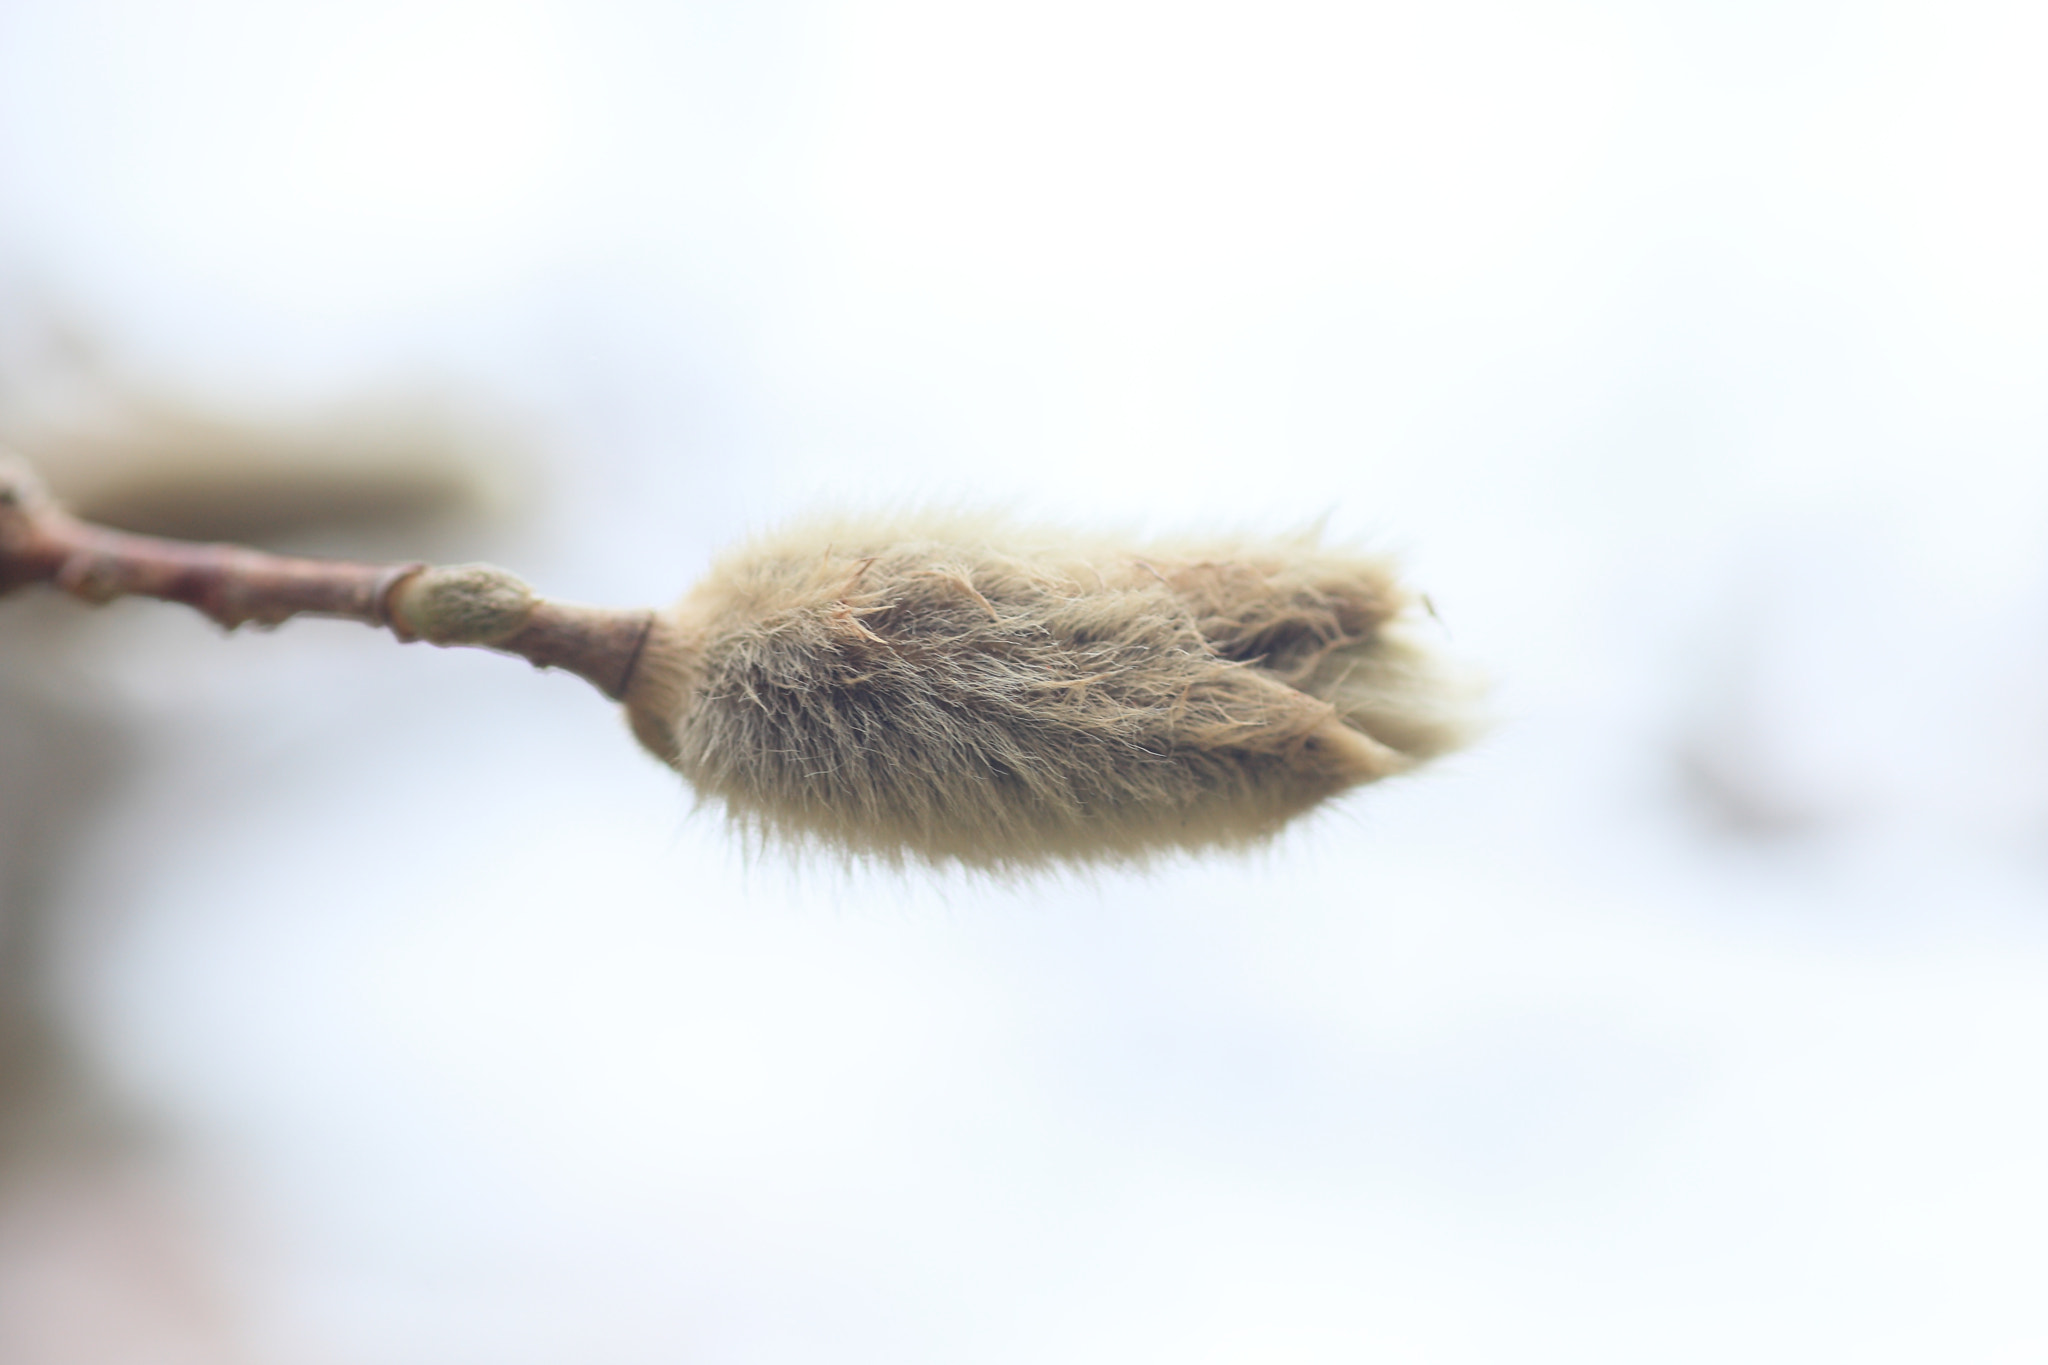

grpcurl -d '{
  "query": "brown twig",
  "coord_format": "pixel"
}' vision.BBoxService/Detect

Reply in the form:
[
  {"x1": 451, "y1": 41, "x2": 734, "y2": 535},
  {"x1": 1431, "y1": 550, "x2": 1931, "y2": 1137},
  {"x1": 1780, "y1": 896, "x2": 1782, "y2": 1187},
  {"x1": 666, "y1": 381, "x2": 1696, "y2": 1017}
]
[{"x1": 0, "y1": 451, "x2": 653, "y2": 701}]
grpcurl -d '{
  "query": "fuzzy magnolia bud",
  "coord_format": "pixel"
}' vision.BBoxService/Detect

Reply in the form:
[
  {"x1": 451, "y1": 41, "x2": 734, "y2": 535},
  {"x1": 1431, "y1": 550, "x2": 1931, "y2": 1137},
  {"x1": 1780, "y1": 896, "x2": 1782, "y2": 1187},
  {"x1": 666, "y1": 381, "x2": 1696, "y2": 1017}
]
[{"x1": 622, "y1": 514, "x2": 1472, "y2": 870}]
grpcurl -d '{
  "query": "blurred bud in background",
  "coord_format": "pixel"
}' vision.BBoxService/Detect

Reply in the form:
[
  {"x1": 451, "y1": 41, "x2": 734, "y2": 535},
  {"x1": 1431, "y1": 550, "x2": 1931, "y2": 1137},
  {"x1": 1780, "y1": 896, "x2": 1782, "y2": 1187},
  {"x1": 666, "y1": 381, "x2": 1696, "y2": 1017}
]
[{"x1": 0, "y1": 304, "x2": 526, "y2": 549}]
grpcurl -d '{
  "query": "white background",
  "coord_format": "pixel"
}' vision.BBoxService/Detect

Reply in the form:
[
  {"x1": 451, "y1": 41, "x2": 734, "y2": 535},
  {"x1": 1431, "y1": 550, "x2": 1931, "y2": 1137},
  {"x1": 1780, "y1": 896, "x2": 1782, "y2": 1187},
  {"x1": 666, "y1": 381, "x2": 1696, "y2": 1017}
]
[{"x1": 4, "y1": 0, "x2": 2048, "y2": 1359}]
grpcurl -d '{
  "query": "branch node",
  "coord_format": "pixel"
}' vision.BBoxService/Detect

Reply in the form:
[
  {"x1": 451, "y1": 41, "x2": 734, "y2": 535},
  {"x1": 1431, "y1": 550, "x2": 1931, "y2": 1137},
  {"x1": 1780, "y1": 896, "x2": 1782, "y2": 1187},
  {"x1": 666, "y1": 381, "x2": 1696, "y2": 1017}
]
[
  {"x1": 386, "y1": 563, "x2": 533, "y2": 645},
  {"x1": 53, "y1": 551, "x2": 122, "y2": 606}
]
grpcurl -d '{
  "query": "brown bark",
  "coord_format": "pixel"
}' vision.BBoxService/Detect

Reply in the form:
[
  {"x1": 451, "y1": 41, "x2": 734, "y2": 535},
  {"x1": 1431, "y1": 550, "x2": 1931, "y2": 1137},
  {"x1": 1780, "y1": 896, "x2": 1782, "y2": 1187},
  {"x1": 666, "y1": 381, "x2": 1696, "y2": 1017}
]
[{"x1": 0, "y1": 452, "x2": 652, "y2": 701}]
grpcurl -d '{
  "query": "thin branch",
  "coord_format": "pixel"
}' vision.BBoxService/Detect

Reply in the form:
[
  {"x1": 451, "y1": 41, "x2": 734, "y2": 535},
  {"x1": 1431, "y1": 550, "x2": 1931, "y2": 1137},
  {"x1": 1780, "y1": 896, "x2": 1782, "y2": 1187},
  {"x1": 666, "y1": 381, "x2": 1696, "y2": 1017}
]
[{"x1": 0, "y1": 452, "x2": 653, "y2": 701}]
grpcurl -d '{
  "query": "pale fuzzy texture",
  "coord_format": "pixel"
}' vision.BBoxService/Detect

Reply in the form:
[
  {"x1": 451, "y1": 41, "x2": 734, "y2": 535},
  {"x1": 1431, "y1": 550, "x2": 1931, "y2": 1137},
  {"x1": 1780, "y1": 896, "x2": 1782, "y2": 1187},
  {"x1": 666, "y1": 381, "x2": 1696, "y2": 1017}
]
[
  {"x1": 390, "y1": 564, "x2": 536, "y2": 645},
  {"x1": 624, "y1": 514, "x2": 1471, "y2": 870}
]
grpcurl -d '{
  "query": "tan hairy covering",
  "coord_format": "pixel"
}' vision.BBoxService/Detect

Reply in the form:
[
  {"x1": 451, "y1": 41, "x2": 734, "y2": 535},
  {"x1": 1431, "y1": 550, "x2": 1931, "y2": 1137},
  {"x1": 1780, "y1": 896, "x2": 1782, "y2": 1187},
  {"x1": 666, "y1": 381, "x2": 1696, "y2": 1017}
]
[{"x1": 624, "y1": 514, "x2": 1470, "y2": 870}]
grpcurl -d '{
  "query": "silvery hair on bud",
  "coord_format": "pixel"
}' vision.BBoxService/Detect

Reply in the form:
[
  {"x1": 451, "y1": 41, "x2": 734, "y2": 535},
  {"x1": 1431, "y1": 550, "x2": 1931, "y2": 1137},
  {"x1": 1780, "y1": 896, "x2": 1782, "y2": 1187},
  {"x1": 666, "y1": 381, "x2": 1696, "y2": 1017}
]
[{"x1": 623, "y1": 513, "x2": 1472, "y2": 871}]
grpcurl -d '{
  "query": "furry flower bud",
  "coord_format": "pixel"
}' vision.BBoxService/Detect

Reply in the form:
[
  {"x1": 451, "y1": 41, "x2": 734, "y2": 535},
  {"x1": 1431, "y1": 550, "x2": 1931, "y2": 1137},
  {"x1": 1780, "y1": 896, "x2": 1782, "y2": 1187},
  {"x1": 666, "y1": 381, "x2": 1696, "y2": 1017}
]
[{"x1": 623, "y1": 515, "x2": 1471, "y2": 870}]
